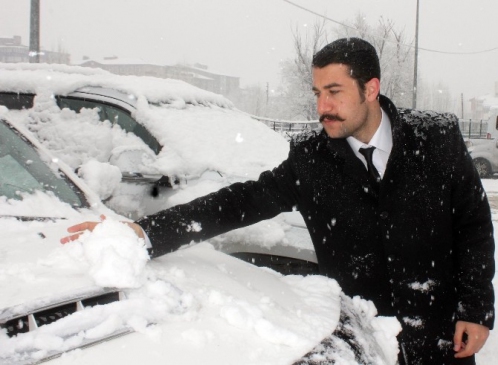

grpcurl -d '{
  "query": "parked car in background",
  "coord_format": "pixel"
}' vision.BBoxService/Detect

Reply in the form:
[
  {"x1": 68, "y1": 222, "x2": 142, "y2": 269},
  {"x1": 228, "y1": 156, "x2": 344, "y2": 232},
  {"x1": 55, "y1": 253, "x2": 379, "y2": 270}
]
[
  {"x1": 0, "y1": 63, "x2": 315, "y2": 265},
  {"x1": 0, "y1": 116, "x2": 399, "y2": 365},
  {"x1": 467, "y1": 138, "x2": 498, "y2": 178}
]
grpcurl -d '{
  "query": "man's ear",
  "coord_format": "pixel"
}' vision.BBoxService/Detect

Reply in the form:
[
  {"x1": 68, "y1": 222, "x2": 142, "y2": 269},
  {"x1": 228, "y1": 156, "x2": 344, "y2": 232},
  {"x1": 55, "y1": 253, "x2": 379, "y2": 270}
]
[{"x1": 365, "y1": 78, "x2": 380, "y2": 102}]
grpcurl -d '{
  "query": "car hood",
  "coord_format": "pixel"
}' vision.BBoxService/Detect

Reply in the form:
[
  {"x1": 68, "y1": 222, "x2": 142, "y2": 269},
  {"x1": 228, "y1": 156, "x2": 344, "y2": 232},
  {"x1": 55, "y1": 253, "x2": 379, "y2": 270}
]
[{"x1": 0, "y1": 213, "x2": 399, "y2": 365}]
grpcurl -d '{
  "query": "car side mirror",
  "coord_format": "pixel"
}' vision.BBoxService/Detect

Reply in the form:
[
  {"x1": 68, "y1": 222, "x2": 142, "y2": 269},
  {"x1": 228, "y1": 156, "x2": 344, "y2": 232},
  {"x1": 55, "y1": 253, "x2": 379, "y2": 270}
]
[
  {"x1": 109, "y1": 146, "x2": 156, "y2": 175},
  {"x1": 109, "y1": 146, "x2": 167, "y2": 185}
]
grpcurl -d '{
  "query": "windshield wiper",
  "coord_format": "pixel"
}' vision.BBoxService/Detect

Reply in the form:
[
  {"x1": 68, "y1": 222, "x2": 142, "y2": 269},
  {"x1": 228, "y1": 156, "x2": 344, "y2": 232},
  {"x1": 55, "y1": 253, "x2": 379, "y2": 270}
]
[{"x1": 0, "y1": 215, "x2": 67, "y2": 222}]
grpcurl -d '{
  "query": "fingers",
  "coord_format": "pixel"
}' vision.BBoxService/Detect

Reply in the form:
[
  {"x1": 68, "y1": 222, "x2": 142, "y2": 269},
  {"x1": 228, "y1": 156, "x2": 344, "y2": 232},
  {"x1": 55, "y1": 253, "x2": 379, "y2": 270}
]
[
  {"x1": 454, "y1": 321, "x2": 490, "y2": 358},
  {"x1": 453, "y1": 322, "x2": 465, "y2": 353},
  {"x1": 60, "y1": 232, "x2": 84, "y2": 244},
  {"x1": 60, "y1": 218, "x2": 144, "y2": 244},
  {"x1": 60, "y1": 221, "x2": 100, "y2": 244}
]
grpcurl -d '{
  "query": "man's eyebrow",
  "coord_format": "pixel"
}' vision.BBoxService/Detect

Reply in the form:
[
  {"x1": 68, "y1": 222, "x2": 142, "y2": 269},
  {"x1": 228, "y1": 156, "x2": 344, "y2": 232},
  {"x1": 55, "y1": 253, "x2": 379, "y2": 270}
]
[{"x1": 312, "y1": 83, "x2": 342, "y2": 92}]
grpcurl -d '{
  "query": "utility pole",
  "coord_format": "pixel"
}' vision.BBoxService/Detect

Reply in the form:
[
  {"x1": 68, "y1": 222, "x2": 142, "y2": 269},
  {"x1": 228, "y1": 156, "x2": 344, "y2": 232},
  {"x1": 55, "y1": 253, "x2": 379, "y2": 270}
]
[
  {"x1": 412, "y1": 0, "x2": 420, "y2": 109},
  {"x1": 29, "y1": 0, "x2": 40, "y2": 63}
]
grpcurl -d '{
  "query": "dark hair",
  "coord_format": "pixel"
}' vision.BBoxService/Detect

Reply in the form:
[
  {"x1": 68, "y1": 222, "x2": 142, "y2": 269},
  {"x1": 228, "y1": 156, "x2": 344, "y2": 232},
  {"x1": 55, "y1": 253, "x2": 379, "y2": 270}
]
[{"x1": 312, "y1": 37, "x2": 381, "y2": 91}]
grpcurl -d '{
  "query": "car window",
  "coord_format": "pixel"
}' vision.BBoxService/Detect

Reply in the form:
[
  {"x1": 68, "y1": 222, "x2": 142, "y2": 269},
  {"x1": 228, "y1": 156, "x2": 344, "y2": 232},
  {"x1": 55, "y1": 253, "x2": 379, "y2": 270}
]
[
  {"x1": 56, "y1": 96, "x2": 161, "y2": 155},
  {"x1": 0, "y1": 120, "x2": 85, "y2": 207},
  {"x1": 0, "y1": 92, "x2": 35, "y2": 110},
  {"x1": 105, "y1": 106, "x2": 161, "y2": 155},
  {"x1": 56, "y1": 96, "x2": 106, "y2": 121}
]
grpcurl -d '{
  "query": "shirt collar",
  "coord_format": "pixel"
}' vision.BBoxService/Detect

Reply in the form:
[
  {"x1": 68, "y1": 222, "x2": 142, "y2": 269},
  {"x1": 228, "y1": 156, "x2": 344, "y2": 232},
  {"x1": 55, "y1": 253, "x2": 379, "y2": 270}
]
[{"x1": 347, "y1": 107, "x2": 392, "y2": 152}]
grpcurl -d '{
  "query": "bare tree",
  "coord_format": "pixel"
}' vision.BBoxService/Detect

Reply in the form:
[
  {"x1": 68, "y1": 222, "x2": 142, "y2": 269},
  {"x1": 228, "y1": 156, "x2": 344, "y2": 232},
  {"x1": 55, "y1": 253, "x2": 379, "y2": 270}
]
[
  {"x1": 276, "y1": 20, "x2": 329, "y2": 120},
  {"x1": 273, "y1": 12, "x2": 455, "y2": 121},
  {"x1": 418, "y1": 80, "x2": 455, "y2": 113},
  {"x1": 228, "y1": 84, "x2": 267, "y2": 116},
  {"x1": 336, "y1": 13, "x2": 415, "y2": 108}
]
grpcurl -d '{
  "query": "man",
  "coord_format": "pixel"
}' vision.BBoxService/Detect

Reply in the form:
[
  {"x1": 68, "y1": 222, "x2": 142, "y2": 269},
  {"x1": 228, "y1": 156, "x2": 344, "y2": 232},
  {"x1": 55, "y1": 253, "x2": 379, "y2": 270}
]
[{"x1": 63, "y1": 38, "x2": 494, "y2": 364}]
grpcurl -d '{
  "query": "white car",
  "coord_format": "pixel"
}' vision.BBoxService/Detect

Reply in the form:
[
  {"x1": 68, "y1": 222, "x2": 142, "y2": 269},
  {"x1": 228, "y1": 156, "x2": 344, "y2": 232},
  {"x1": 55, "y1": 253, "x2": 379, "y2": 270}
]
[
  {"x1": 467, "y1": 138, "x2": 498, "y2": 178},
  {"x1": 0, "y1": 117, "x2": 399, "y2": 364},
  {"x1": 0, "y1": 63, "x2": 286, "y2": 217},
  {"x1": 0, "y1": 62, "x2": 316, "y2": 268}
]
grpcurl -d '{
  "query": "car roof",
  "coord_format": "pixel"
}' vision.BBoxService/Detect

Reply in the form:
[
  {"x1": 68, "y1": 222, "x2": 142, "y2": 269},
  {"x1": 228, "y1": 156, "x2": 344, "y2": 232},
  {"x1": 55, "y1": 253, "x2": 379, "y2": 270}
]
[
  {"x1": 67, "y1": 87, "x2": 138, "y2": 111},
  {"x1": 0, "y1": 62, "x2": 232, "y2": 108}
]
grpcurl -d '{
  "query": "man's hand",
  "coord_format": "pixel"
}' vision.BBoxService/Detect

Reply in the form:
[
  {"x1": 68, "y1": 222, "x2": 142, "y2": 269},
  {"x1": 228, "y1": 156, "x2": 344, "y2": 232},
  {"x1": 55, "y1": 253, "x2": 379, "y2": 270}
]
[
  {"x1": 453, "y1": 320, "x2": 490, "y2": 358},
  {"x1": 60, "y1": 214, "x2": 145, "y2": 244}
]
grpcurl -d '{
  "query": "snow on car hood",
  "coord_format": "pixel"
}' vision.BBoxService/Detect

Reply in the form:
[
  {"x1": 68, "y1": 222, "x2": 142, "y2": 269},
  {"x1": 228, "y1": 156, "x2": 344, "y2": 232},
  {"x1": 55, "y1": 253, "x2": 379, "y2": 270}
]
[{"x1": 0, "y1": 217, "x2": 400, "y2": 365}]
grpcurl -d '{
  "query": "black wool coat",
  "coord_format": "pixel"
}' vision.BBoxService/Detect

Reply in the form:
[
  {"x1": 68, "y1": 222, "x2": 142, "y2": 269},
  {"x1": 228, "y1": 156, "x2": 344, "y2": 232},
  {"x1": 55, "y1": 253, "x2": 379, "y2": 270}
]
[{"x1": 138, "y1": 95, "x2": 495, "y2": 362}]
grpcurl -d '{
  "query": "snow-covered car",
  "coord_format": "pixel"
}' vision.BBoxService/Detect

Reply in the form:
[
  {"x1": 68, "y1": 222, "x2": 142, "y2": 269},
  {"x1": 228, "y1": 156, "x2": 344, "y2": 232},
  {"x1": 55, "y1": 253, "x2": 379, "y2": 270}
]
[
  {"x1": 0, "y1": 62, "x2": 316, "y2": 269},
  {"x1": 0, "y1": 117, "x2": 400, "y2": 364},
  {"x1": 0, "y1": 63, "x2": 286, "y2": 218}
]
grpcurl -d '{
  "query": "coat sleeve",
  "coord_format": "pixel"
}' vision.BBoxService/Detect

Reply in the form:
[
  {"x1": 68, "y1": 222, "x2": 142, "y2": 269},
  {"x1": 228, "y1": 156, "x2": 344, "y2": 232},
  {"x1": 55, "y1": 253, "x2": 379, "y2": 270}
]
[
  {"x1": 136, "y1": 148, "x2": 302, "y2": 258},
  {"x1": 448, "y1": 115, "x2": 495, "y2": 329}
]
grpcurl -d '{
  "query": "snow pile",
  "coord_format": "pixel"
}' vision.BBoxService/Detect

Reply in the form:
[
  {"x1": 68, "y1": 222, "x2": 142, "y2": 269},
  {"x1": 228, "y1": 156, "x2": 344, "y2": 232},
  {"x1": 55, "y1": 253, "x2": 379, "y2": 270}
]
[
  {"x1": 77, "y1": 160, "x2": 122, "y2": 201},
  {"x1": 49, "y1": 219, "x2": 149, "y2": 288},
  {"x1": 351, "y1": 296, "x2": 402, "y2": 364}
]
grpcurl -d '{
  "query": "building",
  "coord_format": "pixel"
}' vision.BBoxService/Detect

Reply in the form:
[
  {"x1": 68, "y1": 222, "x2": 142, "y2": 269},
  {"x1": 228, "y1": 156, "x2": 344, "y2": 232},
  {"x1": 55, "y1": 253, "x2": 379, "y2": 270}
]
[
  {"x1": 0, "y1": 35, "x2": 69, "y2": 64},
  {"x1": 168, "y1": 63, "x2": 240, "y2": 95},
  {"x1": 469, "y1": 81, "x2": 498, "y2": 122},
  {"x1": 1, "y1": 35, "x2": 240, "y2": 97},
  {"x1": 78, "y1": 58, "x2": 240, "y2": 96},
  {"x1": 78, "y1": 57, "x2": 169, "y2": 79}
]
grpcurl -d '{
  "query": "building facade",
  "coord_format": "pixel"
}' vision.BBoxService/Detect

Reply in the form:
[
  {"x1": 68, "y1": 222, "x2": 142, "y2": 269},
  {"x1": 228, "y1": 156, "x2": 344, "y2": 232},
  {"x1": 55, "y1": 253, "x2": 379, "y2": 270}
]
[
  {"x1": 78, "y1": 58, "x2": 240, "y2": 96},
  {"x1": 0, "y1": 36, "x2": 70, "y2": 64}
]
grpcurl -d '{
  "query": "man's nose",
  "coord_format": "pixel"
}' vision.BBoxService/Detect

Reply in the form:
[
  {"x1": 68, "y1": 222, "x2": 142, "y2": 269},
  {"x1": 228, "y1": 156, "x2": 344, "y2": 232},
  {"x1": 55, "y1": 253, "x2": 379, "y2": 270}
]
[{"x1": 316, "y1": 94, "x2": 332, "y2": 115}]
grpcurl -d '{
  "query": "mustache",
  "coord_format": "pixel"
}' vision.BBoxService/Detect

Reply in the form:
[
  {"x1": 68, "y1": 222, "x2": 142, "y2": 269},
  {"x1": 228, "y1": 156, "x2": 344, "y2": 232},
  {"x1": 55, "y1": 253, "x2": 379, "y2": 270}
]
[{"x1": 319, "y1": 114, "x2": 345, "y2": 123}]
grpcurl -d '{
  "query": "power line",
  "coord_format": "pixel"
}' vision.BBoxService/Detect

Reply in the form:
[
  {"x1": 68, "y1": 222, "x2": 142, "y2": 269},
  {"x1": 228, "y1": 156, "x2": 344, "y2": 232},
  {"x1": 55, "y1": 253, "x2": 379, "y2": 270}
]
[{"x1": 283, "y1": 0, "x2": 498, "y2": 55}]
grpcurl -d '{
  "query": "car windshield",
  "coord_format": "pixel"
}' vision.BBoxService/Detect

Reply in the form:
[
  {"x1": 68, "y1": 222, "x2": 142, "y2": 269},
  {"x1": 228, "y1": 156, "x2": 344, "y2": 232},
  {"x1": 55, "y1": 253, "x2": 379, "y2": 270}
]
[{"x1": 0, "y1": 119, "x2": 85, "y2": 207}]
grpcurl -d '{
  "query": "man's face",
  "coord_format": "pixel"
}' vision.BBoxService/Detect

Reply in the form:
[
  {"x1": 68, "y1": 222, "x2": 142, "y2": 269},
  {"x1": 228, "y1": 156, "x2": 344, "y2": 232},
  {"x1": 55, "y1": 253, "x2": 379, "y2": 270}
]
[{"x1": 312, "y1": 63, "x2": 379, "y2": 142}]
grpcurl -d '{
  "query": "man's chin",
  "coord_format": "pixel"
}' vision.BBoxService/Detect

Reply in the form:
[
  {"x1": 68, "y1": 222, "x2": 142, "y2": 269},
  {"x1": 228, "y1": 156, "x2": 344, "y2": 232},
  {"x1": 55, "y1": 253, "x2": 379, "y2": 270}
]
[{"x1": 322, "y1": 124, "x2": 347, "y2": 139}]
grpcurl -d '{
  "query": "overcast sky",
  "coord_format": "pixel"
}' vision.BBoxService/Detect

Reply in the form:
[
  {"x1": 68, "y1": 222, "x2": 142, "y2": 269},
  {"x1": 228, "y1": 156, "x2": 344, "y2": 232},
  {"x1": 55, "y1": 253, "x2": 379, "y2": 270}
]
[{"x1": 2, "y1": 0, "x2": 498, "y2": 104}]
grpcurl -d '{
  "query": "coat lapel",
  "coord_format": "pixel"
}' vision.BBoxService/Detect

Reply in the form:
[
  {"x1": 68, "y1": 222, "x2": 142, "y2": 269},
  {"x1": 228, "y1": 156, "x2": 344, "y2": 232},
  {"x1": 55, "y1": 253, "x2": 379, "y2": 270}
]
[{"x1": 381, "y1": 96, "x2": 428, "y2": 200}]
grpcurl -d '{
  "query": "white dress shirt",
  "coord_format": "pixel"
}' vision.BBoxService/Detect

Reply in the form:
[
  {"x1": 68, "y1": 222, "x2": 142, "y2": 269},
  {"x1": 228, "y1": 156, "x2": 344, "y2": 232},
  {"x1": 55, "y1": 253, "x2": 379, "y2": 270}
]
[{"x1": 346, "y1": 108, "x2": 392, "y2": 179}]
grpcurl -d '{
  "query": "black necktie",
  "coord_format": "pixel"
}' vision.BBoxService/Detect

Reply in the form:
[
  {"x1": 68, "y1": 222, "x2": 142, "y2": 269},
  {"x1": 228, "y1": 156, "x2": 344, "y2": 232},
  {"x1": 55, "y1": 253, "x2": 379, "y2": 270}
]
[{"x1": 359, "y1": 146, "x2": 381, "y2": 184}]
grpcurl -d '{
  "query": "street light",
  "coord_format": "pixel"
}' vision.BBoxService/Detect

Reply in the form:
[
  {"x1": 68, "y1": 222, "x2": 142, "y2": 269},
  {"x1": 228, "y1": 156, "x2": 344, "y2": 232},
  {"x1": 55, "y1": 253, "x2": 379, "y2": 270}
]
[
  {"x1": 29, "y1": 0, "x2": 40, "y2": 63},
  {"x1": 412, "y1": 0, "x2": 419, "y2": 109}
]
